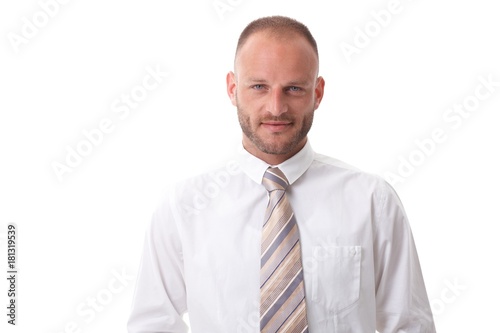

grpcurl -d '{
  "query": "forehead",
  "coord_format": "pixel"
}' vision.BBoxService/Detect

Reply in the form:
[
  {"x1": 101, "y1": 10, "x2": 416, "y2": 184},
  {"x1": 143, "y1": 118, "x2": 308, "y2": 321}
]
[{"x1": 235, "y1": 31, "x2": 318, "y2": 81}]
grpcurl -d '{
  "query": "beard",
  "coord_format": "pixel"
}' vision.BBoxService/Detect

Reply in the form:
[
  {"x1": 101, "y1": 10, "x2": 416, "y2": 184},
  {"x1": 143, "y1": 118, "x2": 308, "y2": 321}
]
[{"x1": 237, "y1": 106, "x2": 314, "y2": 156}]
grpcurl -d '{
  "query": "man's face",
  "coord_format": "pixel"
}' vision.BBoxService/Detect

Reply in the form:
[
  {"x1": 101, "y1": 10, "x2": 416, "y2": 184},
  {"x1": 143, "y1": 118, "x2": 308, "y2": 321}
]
[{"x1": 227, "y1": 31, "x2": 325, "y2": 163}]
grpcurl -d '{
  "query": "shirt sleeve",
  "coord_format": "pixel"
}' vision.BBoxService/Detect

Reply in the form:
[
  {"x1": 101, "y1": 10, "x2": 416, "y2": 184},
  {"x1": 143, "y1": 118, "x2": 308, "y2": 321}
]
[
  {"x1": 373, "y1": 180, "x2": 436, "y2": 333},
  {"x1": 127, "y1": 190, "x2": 189, "y2": 333}
]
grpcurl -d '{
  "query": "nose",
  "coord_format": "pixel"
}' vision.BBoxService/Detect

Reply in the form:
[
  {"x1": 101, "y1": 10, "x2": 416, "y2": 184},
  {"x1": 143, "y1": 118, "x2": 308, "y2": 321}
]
[{"x1": 266, "y1": 89, "x2": 288, "y2": 116}]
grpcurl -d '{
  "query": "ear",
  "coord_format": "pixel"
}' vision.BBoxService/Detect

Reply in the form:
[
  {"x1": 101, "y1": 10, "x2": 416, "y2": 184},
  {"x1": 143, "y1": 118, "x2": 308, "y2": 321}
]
[
  {"x1": 226, "y1": 71, "x2": 237, "y2": 106},
  {"x1": 313, "y1": 76, "x2": 325, "y2": 110}
]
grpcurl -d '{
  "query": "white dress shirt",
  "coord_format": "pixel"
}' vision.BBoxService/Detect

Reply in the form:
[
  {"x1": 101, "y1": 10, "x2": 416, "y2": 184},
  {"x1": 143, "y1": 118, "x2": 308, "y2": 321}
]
[{"x1": 127, "y1": 140, "x2": 436, "y2": 333}]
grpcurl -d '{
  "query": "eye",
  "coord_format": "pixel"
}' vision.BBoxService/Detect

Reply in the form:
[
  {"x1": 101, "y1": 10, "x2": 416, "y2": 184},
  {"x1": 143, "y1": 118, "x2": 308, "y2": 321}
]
[
  {"x1": 252, "y1": 84, "x2": 265, "y2": 90},
  {"x1": 287, "y1": 86, "x2": 302, "y2": 92}
]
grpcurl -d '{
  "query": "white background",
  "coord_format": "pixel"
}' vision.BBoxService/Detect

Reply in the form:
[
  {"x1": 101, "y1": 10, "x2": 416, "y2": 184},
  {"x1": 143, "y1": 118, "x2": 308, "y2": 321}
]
[{"x1": 1, "y1": 0, "x2": 499, "y2": 332}]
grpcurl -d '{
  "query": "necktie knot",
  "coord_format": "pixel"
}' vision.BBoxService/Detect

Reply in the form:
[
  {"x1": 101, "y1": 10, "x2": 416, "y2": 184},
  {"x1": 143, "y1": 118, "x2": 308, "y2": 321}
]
[{"x1": 262, "y1": 167, "x2": 289, "y2": 192}]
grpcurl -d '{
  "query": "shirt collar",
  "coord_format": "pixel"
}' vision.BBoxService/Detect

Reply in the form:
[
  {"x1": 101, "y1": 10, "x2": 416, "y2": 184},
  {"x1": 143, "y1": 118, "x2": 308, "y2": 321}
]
[{"x1": 235, "y1": 140, "x2": 315, "y2": 185}]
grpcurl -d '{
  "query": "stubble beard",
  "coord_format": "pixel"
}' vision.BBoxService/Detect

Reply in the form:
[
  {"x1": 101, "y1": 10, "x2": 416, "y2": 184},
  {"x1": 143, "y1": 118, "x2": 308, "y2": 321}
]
[{"x1": 237, "y1": 105, "x2": 314, "y2": 156}]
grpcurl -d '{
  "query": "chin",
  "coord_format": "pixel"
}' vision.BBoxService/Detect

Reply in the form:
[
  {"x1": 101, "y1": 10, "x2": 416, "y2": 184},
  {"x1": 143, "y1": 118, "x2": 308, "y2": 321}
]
[{"x1": 260, "y1": 141, "x2": 298, "y2": 156}]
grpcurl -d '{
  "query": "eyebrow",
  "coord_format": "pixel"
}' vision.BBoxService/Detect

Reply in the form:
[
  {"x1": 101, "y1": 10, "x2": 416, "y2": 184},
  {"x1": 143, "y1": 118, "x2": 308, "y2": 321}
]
[
  {"x1": 246, "y1": 78, "x2": 268, "y2": 83},
  {"x1": 287, "y1": 80, "x2": 309, "y2": 86},
  {"x1": 246, "y1": 78, "x2": 309, "y2": 86}
]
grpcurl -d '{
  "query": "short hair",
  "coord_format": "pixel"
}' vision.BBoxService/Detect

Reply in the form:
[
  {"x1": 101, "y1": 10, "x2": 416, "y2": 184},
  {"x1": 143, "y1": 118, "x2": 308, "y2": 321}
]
[{"x1": 235, "y1": 15, "x2": 318, "y2": 59}]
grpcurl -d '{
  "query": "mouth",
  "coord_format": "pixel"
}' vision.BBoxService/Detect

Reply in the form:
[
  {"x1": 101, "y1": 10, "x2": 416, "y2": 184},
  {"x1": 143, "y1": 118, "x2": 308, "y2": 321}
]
[{"x1": 261, "y1": 121, "x2": 293, "y2": 132}]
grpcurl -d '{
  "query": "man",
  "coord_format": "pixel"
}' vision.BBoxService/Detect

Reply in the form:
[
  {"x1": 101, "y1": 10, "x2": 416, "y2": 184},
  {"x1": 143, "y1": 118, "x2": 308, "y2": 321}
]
[{"x1": 128, "y1": 16, "x2": 436, "y2": 332}]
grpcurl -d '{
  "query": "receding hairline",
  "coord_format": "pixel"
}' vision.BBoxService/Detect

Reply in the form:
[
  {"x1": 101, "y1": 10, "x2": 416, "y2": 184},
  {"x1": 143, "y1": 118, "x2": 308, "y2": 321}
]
[{"x1": 235, "y1": 16, "x2": 319, "y2": 60}]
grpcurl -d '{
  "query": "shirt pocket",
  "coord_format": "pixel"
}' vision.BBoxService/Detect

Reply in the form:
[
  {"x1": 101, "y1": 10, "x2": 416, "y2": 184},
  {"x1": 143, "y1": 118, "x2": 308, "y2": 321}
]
[{"x1": 311, "y1": 245, "x2": 362, "y2": 314}]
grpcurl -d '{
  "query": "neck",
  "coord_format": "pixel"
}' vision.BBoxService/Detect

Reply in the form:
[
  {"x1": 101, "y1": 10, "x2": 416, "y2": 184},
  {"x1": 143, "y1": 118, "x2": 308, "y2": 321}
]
[{"x1": 242, "y1": 138, "x2": 307, "y2": 166}]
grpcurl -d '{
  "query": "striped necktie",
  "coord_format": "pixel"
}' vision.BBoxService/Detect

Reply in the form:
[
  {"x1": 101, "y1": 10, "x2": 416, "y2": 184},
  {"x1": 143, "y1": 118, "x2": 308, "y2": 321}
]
[{"x1": 260, "y1": 167, "x2": 309, "y2": 333}]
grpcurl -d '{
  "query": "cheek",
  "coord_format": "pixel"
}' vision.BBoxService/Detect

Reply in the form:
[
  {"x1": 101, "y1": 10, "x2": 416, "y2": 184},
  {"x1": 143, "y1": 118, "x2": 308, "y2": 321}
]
[
  {"x1": 238, "y1": 91, "x2": 260, "y2": 106},
  {"x1": 238, "y1": 97, "x2": 265, "y2": 116},
  {"x1": 290, "y1": 99, "x2": 315, "y2": 114}
]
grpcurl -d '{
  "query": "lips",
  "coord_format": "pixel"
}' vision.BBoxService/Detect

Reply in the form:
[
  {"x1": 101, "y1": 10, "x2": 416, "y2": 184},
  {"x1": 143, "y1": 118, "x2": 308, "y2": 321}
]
[{"x1": 261, "y1": 121, "x2": 292, "y2": 132}]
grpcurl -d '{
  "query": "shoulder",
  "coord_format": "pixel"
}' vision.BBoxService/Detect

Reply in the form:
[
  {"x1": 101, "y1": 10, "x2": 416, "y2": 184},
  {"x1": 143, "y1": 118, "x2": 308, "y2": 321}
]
[
  {"x1": 313, "y1": 152, "x2": 363, "y2": 173},
  {"x1": 312, "y1": 152, "x2": 387, "y2": 187},
  {"x1": 174, "y1": 158, "x2": 243, "y2": 191},
  {"x1": 310, "y1": 151, "x2": 401, "y2": 207},
  {"x1": 312, "y1": 152, "x2": 407, "y2": 223},
  {"x1": 156, "y1": 156, "x2": 243, "y2": 207}
]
